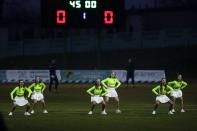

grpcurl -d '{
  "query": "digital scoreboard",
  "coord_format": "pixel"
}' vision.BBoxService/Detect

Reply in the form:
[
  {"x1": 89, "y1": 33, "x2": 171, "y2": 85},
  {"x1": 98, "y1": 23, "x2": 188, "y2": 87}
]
[{"x1": 41, "y1": 0, "x2": 125, "y2": 28}]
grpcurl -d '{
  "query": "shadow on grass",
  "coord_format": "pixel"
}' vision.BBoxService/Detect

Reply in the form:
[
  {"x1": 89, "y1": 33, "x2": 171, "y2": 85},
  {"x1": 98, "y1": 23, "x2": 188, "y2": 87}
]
[{"x1": 0, "y1": 112, "x2": 7, "y2": 131}]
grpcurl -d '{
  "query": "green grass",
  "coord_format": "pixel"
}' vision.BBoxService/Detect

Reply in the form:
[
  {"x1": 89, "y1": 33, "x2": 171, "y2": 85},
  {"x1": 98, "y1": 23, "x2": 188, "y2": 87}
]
[{"x1": 0, "y1": 83, "x2": 197, "y2": 131}]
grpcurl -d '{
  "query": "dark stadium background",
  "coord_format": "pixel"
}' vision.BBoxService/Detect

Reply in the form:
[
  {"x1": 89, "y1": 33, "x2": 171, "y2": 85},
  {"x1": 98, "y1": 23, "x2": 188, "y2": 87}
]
[
  {"x1": 0, "y1": 0, "x2": 196, "y2": 77},
  {"x1": 0, "y1": 0, "x2": 197, "y2": 131}
]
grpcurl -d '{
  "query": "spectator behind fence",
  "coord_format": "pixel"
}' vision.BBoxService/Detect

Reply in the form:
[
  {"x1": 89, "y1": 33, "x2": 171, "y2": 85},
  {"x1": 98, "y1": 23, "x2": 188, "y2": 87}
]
[
  {"x1": 126, "y1": 58, "x2": 135, "y2": 87},
  {"x1": 49, "y1": 59, "x2": 59, "y2": 93}
]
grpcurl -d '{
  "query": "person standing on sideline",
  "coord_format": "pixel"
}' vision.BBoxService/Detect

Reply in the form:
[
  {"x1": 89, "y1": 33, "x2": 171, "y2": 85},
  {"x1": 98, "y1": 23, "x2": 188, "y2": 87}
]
[
  {"x1": 49, "y1": 59, "x2": 59, "y2": 92},
  {"x1": 126, "y1": 58, "x2": 135, "y2": 87}
]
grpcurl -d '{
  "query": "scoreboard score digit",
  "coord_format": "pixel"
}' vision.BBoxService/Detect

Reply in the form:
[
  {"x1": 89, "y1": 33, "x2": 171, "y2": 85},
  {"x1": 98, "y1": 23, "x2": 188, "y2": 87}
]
[{"x1": 41, "y1": 0, "x2": 125, "y2": 28}]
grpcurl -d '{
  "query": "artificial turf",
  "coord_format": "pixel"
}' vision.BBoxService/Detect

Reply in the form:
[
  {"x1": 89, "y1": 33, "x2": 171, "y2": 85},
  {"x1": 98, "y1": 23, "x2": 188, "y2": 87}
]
[{"x1": 0, "y1": 83, "x2": 197, "y2": 131}]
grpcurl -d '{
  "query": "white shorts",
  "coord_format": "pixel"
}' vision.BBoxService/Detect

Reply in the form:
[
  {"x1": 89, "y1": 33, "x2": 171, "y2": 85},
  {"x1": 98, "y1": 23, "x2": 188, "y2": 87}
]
[
  {"x1": 156, "y1": 95, "x2": 170, "y2": 103},
  {"x1": 14, "y1": 96, "x2": 29, "y2": 106},
  {"x1": 91, "y1": 95, "x2": 104, "y2": 104},
  {"x1": 31, "y1": 92, "x2": 44, "y2": 101},
  {"x1": 105, "y1": 87, "x2": 118, "y2": 98},
  {"x1": 170, "y1": 89, "x2": 183, "y2": 98}
]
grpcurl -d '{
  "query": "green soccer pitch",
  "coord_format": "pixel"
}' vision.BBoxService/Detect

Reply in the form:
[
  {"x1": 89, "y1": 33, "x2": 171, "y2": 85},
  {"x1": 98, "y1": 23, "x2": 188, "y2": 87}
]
[{"x1": 0, "y1": 82, "x2": 197, "y2": 131}]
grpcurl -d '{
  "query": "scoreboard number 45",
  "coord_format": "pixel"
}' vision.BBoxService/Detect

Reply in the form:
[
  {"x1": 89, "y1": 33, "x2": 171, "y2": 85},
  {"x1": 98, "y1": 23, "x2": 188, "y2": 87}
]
[{"x1": 69, "y1": 0, "x2": 97, "y2": 8}]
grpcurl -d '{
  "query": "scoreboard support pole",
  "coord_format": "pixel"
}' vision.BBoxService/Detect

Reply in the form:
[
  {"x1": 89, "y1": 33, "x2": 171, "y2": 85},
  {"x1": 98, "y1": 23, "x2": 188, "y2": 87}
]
[
  {"x1": 96, "y1": 28, "x2": 102, "y2": 69},
  {"x1": 63, "y1": 29, "x2": 69, "y2": 68}
]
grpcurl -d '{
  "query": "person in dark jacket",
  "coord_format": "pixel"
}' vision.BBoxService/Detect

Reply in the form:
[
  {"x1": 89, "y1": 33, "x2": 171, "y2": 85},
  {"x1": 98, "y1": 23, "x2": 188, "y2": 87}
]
[
  {"x1": 49, "y1": 60, "x2": 59, "y2": 92},
  {"x1": 126, "y1": 58, "x2": 135, "y2": 87}
]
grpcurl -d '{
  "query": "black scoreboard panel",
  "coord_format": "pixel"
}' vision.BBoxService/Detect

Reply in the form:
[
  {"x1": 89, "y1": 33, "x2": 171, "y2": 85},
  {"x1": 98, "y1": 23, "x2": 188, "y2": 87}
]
[{"x1": 41, "y1": 0, "x2": 125, "y2": 28}]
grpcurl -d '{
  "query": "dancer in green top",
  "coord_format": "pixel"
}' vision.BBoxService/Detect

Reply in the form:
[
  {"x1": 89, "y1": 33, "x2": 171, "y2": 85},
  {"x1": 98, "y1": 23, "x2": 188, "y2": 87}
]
[
  {"x1": 152, "y1": 78, "x2": 174, "y2": 115},
  {"x1": 101, "y1": 71, "x2": 121, "y2": 114},
  {"x1": 29, "y1": 76, "x2": 48, "y2": 114},
  {"x1": 9, "y1": 80, "x2": 32, "y2": 116},
  {"x1": 168, "y1": 74, "x2": 188, "y2": 113},
  {"x1": 87, "y1": 79, "x2": 108, "y2": 115}
]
